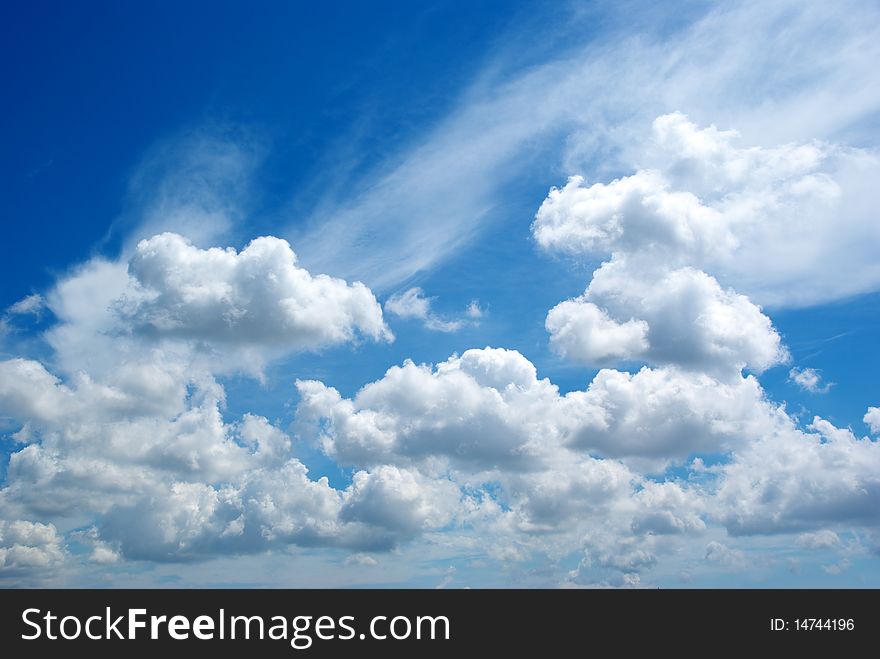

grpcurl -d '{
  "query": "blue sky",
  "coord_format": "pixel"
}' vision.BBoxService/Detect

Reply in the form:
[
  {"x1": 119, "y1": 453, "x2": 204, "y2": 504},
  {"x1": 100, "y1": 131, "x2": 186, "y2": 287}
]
[{"x1": 1, "y1": 0, "x2": 879, "y2": 587}]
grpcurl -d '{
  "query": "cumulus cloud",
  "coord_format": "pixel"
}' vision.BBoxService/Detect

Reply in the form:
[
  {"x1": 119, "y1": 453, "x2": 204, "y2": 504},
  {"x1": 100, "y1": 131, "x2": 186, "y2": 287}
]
[
  {"x1": 789, "y1": 367, "x2": 832, "y2": 393},
  {"x1": 296, "y1": 348, "x2": 555, "y2": 471},
  {"x1": 545, "y1": 300, "x2": 648, "y2": 363},
  {"x1": 865, "y1": 406, "x2": 880, "y2": 435},
  {"x1": 3, "y1": 345, "x2": 746, "y2": 576},
  {"x1": 0, "y1": 230, "x2": 471, "y2": 568},
  {"x1": 340, "y1": 466, "x2": 460, "y2": 538},
  {"x1": 93, "y1": 461, "x2": 464, "y2": 561},
  {"x1": 72, "y1": 527, "x2": 122, "y2": 565},
  {"x1": 540, "y1": 111, "x2": 880, "y2": 309},
  {"x1": 534, "y1": 112, "x2": 856, "y2": 276},
  {"x1": 533, "y1": 168, "x2": 735, "y2": 264},
  {"x1": 0, "y1": 520, "x2": 65, "y2": 572},
  {"x1": 534, "y1": 114, "x2": 822, "y2": 376},
  {"x1": 297, "y1": 347, "x2": 777, "y2": 471},
  {"x1": 296, "y1": 347, "x2": 880, "y2": 575},
  {"x1": 121, "y1": 233, "x2": 391, "y2": 349},
  {"x1": 0, "y1": 356, "x2": 472, "y2": 561},
  {"x1": 519, "y1": 112, "x2": 880, "y2": 576},
  {"x1": 0, "y1": 359, "x2": 265, "y2": 518},
  {"x1": 3, "y1": 127, "x2": 875, "y2": 586},
  {"x1": 546, "y1": 263, "x2": 785, "y2": 374},
  {"x1": 630, "y1": 482, "x2": 706, "y2": 536},
  {"x1": 38, "y1": 232, "x2": 391, "y2": 380},
  {"x1": 715, "y1": 417, "x2": 880, "y2": 535},
  {"x1": 2, "y1": 332, "x2": 879, "y2": 582}
]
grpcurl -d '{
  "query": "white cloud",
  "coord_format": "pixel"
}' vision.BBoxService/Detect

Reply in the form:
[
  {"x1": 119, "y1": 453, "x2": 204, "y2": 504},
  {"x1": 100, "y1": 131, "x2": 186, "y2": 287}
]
[
  {"x1": 523, "y1": 110, "x2": 880, "y2": 569},
  {"x1": 70, "y1": 526, "x2": 122, "y2": 564},
  {"x1": 630, "y1": 482, "x2": 706, "y2": 536},
  {"x1": 296, "y1": 348, "x2": 556, "y2": 471},
  {"x1": 789, "y1": 367, "x2": 832, "y2": 393},
  {"x1": 94, "y1": 458, "x2": 466, "y2": 561},
  {"x1": 384, "y1": 287, "x2": 432, "y2": 320},
  {"x1": 43, "y1": 258, "x2": 134, "y2": 377},
  {"x1": 297, "y1": 347, "x2": 784, "y2": 472},
  {"x1": 296, "y1": 346, "x2": 880, "y2": 577},
  {"x1": 537, "y1": 112, "x2": 880, "y2": 309},
  {"x1": 40, "y1": 232, "x2": 391, "y2": 380},
  {"x1": 121, "y1": 233, "x2": 391, "y2": 349},
  {"x1": 2, "y1": 340, "x2": 879, "y2": 580},
  {"x1": 0, "y1": 355, "x2": 474, "y2": 561},
  {"x1": 715, "y1": 417, "x2": 880, "y2": 535},
  {"x1": 643, "y1": 113, "x2": 880, "y2": 308},
  {"x1": 6, "y1": 294, "x2": 44, "y2": 316},
  {"x1": 0, "y1": 520, "x2": 65, "y2": 572},
  {"x1": 795, "y1": 530, "x2": 840, "y2": 550},
  {"x1": 466, "y1": 301, "x2": 485, "y2": 319},
  {"x1": 536, "y1": 115, "x2": 828, "y2": 375},
  {"x1": 865, "y1": 406, "x2": 880, "y2": 435},
  {"x1": 533, "y1": 169, "x2": 735, "y2": 264},
  {"x1": 384, "y1": 287, "x2": 467, "y2": 332},
  {"x1": 567, "y1": 367, "x2": 776, "y2": 463},
  {"x1": 294, "y1": 1, "x2": 880, "y2": 304},
  {"x1": 90, "y1": 545, "x2": 121, "y2": 564},
  {"x1": 544, "y1": 261, "x2": 786, "y2": 376},
  {"x1": 704, "y1": 541, "x2": 748, "y2": 569},
  {"x1": 0, "y1": 360, "x2": 255, "y2": 517},
  {"x1": 344, "y1": 553, "x2": 378, "y2": 567},
  {"x1": 340, "y1": 466, "x2": 460, "y2": 537},
  {"x1": 546, "y1": 300, "x2": 648, "y2": 363}
]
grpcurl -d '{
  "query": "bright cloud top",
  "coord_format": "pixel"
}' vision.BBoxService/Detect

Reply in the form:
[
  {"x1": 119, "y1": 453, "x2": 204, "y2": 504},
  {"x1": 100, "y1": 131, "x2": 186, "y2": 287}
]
[
  {"x1": 121, "y1": 233, "x2": 391, "y2": 349},
  {"x1": 296, "y1": 348, "x2": 775, "y2": 468},
  {"x1": 40, "y1": 232, "x2": 391, "y2": 379},
  {"x1": 865, "y1": 407, "x2": 880, "y2": 435},
  {"x1": 535, "y1": 112, "x2": 880, "y2": 308},
  {"x1": 0, "y1": 520, "x2": 65, "y2": 572},
  {"x1": 535, "y1": 114, "x2": 804, "y2": 375}
]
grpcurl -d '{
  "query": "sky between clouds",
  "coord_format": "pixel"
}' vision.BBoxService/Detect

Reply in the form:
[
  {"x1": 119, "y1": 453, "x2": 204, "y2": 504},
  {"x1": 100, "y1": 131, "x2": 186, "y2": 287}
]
[{"x1": 1, "y1": 0, "x2": 879, "y2": 587}]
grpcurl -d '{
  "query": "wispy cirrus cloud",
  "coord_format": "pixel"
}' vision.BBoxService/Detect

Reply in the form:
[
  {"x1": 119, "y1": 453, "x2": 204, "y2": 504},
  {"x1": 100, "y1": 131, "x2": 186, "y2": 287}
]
[{"x1": 290, "y1": 0, "x2": 880, "y2": 305}]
